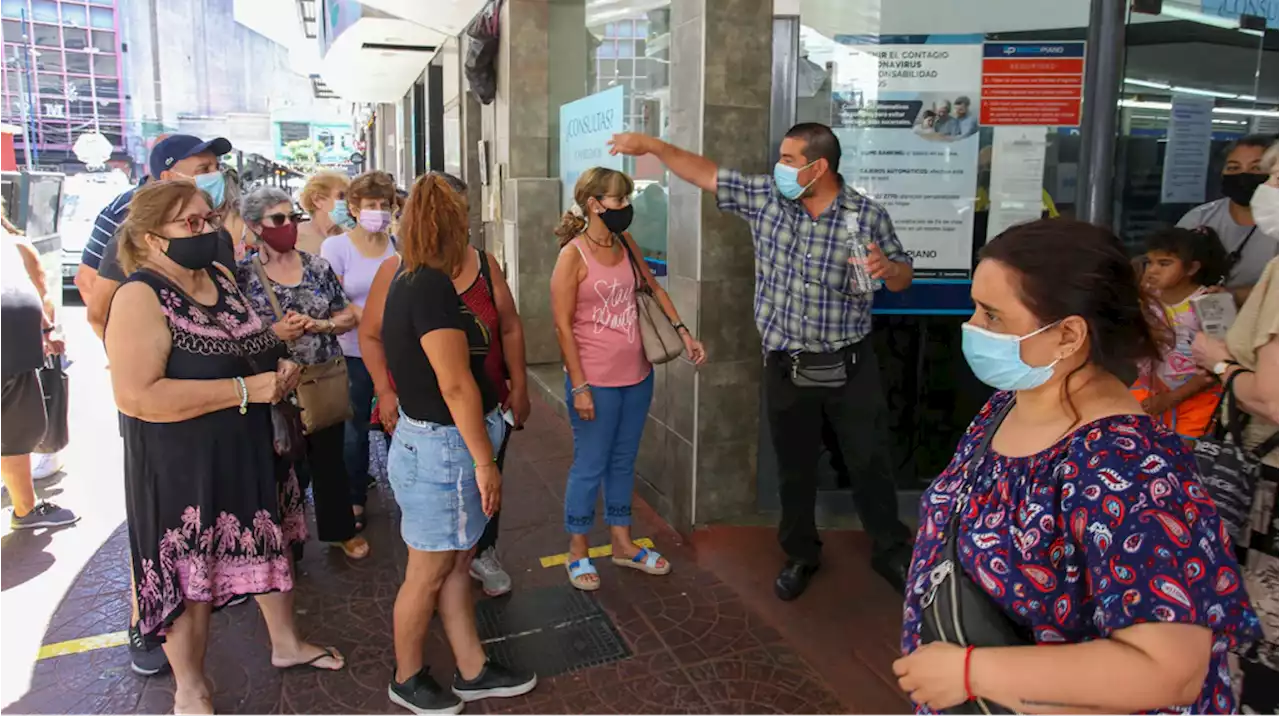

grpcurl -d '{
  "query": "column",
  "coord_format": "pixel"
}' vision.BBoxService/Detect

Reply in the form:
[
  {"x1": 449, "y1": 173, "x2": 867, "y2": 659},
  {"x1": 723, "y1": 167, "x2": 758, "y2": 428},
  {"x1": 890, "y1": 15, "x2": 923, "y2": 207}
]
[{"x1": 633, "y1": 0, "x2": 773, "y2": 532}]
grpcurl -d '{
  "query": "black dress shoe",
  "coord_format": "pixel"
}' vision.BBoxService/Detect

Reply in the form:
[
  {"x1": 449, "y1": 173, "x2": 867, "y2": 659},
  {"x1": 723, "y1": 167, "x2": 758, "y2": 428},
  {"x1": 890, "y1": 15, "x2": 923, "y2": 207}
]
[
  {"x1": 774, "y1": 560, "x2": 819, "y2": 601},
  {"x1": 871, "y1": 547, "x2": 910, "y2": 594}
]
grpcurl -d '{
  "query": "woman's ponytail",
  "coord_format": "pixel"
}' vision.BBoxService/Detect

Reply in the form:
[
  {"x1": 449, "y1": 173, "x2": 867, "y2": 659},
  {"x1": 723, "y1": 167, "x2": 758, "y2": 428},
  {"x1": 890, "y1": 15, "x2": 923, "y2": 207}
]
[{"x1": 554, "y1": 207, "x2": 588, "y2": 247}]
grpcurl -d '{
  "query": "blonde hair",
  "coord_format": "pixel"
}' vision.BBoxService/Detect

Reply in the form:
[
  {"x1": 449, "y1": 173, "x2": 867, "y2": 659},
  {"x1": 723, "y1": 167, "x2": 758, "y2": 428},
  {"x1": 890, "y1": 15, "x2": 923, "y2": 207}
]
[
  {"x1": 1262, "y1": 144, "x2": 1278, "y2": 178},
  {"x1": 553, "y1": 167, "x2": 635, "y2": 246},
  {"x1": 400, "y1": 173, "x2": 469, "y2": 278},
  {"x1": 299, "y1": 171, "x2": 350, "y2": 213},
  {"x1": 117, "y1": 181, "x2": 208, "y2": 275}
]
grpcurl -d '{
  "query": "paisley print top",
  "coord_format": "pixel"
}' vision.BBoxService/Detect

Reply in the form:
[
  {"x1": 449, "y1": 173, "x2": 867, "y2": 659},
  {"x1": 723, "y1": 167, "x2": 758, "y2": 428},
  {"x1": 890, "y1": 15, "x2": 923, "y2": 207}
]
[{"x1": 902, "y1": 391, "x2": 1261, "y2": 714}]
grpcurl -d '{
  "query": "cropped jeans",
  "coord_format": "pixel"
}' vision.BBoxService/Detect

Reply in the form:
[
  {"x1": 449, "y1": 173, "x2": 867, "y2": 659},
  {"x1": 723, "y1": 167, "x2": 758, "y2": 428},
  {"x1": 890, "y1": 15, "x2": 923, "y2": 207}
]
[{"x1": 564, "y1": 371, "x2": 654, "y2": 534}]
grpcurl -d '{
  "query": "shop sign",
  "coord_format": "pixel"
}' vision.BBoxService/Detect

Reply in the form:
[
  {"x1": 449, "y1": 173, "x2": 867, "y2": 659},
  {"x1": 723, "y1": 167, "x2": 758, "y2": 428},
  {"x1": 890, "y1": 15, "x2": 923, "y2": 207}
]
[
  {"x1": 830, "y1": 34, "x2": 984, "y2": 279},
  {"x1": 980, "y1": 42, "x2": 1086, "y2": 126},
  {"x1": 558, "y1": 85, "x2": 624, "y2": 212},
  {"x1": 1200, "y1": 0, "x2": 1278, "y2": 29}
]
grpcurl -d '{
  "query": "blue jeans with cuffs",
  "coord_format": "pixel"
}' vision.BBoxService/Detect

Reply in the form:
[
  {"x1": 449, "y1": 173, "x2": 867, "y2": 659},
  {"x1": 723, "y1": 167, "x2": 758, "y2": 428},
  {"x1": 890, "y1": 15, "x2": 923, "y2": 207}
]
[{"x1": 564, "y1": 371, "x2": 654, "y2": 535}]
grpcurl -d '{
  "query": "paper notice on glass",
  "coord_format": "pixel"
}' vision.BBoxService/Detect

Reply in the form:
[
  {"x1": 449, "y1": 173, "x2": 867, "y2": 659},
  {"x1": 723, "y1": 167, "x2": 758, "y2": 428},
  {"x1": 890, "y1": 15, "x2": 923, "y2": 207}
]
[
  {"x1": 987, "y1": 126, "x2": 1049, "y2": 241},
  {"x1": 1160, "y1": 96, "x2": 1214, "y2": 205}
]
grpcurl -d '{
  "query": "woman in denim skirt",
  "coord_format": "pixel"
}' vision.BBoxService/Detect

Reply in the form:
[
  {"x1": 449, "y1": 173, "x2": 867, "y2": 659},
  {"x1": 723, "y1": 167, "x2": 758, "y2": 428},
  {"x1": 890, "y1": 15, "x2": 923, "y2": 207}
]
[{"x1": 378, "y1": 173, "x2": 536, "y2": 714}]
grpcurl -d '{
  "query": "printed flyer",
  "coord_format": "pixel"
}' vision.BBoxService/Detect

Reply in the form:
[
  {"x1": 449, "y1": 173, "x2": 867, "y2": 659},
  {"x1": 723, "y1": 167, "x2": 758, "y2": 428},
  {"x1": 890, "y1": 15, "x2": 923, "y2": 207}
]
[{"x1": 830, "y1": 35, "x2": 982, "y2": 279}]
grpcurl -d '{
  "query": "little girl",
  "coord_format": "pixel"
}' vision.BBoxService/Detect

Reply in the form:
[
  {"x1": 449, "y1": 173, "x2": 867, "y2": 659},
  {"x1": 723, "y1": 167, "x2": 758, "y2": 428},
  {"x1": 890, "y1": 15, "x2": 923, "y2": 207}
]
[{"x1": 1132, "y1": 226, "x2": 1229, "y2": 439}]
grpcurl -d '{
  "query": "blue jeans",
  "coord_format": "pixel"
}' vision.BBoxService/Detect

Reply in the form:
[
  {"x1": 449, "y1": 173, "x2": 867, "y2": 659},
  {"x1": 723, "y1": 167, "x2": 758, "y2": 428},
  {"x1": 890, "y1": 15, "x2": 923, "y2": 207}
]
[
  {"x1": 344, "y1": 355, "x2": 374, "y2": 507},
  {"x1": 564, "y1": 371, "x2": 654, "y2": 534}
]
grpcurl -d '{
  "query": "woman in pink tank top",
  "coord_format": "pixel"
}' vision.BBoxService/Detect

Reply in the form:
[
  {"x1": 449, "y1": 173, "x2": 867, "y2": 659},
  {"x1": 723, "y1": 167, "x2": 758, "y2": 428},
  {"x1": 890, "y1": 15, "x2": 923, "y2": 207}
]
[{"x1": 550, "y1": 167, "x2": 706, "y2": 591}]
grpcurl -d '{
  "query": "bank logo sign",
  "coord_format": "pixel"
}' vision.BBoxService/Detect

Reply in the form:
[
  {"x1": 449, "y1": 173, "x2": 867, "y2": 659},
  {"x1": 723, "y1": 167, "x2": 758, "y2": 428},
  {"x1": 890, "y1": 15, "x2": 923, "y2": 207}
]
[{"x1": 559, "y1": 85, "x2": 625, "y2": 212}]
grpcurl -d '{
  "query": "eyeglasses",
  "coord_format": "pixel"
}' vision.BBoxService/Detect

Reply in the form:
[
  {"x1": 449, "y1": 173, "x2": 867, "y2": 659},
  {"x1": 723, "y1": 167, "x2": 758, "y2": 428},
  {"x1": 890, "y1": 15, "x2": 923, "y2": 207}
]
[
  {"x1": 168, "y1": 212, "x2": 222, "y2": 235},
  {"x1": 263, "y1": 212, "x2": 303, "y2": 228}
]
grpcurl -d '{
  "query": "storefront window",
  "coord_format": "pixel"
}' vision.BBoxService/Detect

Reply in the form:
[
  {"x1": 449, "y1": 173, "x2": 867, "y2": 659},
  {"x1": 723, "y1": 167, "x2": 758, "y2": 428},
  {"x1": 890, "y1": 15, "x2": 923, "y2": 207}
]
[
  {"x1": 788, "y1": 0, "x2": 1091, "y2": 491},
  {"x1": 1116, "y1": 0, "x2": 1278, "y2": 253},
  {"x1": 550, "y1": 0, "x2": 671, "y2": 275}
]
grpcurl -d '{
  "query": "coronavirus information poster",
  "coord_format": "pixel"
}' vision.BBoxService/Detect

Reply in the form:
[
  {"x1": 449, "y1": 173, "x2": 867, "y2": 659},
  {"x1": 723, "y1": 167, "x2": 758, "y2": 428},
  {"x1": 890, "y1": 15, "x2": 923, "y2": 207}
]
[{"x1": 830, "y1": 34, "x2": 982, "y2": 279}]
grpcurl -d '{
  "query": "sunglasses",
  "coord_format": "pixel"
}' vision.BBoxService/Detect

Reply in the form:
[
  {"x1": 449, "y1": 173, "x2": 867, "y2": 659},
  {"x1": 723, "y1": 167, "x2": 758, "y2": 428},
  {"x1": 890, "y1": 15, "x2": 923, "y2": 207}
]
[
  {"x1": 168, "y1": 212, "x2": 222, "y2": 234},
  {"x1": 263, "y1": 212, "x2": 303, "y2": 228}
]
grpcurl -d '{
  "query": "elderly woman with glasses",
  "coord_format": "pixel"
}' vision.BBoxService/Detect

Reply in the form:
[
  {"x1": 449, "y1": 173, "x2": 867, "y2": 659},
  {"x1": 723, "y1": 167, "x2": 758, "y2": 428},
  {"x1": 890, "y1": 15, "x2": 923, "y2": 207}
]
[
  {"x1": 106, "y1": 180, "x2": 345, "y2": 715},
  {"x1": 236, "y1": 186, "x2": 369, "y2": 559}
]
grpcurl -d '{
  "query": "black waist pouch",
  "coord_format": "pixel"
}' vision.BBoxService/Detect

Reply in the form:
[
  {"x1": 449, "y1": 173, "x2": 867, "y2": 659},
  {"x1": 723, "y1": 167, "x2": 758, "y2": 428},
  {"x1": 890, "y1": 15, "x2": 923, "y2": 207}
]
[{"x1": 788, "y1": 350, "x2": 849, "y2": 389}]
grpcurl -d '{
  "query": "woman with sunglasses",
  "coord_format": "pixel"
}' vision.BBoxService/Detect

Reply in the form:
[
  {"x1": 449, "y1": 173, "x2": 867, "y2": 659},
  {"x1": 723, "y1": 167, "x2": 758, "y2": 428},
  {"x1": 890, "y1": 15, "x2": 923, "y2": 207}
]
[
  {"x1": 106, "y1": 181, "x2": 345, "y2": 715},
  {"x1": 237, "y1": 186, "x2": 368, "y2": 559}
]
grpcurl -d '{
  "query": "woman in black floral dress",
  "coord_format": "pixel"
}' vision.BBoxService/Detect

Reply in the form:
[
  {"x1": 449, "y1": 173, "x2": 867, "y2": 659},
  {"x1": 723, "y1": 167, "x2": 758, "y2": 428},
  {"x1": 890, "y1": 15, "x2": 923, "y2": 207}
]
[{"x1": 105, "y1": 181, "x2": 344, "y2": 714}]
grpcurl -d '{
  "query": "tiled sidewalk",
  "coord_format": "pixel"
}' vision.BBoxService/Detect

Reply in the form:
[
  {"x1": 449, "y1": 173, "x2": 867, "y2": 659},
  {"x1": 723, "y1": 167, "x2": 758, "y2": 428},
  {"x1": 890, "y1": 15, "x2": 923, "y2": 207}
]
[{"x1": 3, "y1": 397, "x2": 907, "y2": 714}]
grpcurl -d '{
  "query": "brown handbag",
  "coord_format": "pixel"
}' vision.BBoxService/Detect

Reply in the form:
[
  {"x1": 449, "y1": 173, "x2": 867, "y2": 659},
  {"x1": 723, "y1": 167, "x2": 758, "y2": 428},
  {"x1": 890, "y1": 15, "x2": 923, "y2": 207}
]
[{"x1": 250, "y1": 255, "x2": 353, "y2": 435}]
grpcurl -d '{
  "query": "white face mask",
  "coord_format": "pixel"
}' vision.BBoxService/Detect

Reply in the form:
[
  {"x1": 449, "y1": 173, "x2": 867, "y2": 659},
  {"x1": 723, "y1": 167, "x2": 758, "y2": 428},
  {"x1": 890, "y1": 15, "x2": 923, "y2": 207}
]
[{"x1": 1252, "y1": 183, "x2": 1279, "y2": 239}]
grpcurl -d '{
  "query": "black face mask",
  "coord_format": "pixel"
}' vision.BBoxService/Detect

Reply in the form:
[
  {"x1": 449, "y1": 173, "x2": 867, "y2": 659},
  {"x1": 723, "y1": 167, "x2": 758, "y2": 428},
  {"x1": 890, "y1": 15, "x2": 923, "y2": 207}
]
[
  {"x1": 1221, "y1": 172, "x2": 1268, "y2": 207},
  {"x1": 598, "y1": 204, "x2": 634, "y2": 235},
  {"x1": 158, "y1": 230, "x2": 223, "y2": 270}
]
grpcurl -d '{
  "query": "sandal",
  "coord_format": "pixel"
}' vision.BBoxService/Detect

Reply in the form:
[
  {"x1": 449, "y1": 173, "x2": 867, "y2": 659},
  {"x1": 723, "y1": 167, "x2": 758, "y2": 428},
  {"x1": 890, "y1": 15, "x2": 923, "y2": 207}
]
[
  {"x1": 352, "y1": 506, "x2": 366, "y2": 533},
  {"x1": 566, "y1": 557, "x2": 600, "y2": 591},
  {"x1": 612, "y1": 547, "x2": 671, "y2": 575},
  {"x1": 273, "y1": 645, "x2": 345, "y2": 671},
  {"x1": 331, "y1": 536, "x2": 370, "y2": 560}
]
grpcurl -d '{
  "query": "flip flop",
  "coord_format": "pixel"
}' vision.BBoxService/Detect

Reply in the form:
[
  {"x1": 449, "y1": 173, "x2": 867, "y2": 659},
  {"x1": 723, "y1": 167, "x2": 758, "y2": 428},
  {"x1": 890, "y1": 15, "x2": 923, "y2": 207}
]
[
  {"x1": 331, "y1": 536, "x2": 370, "y2": 560},
  {"x1": 566, "y1": 558, "x2": 600, "y2": 591},
  {"x1": 275, "y1": 646, "x2": 345, "y2": 671},
  {"x1": 611, "y1": 547, "x2": 671, "y2": 575}
]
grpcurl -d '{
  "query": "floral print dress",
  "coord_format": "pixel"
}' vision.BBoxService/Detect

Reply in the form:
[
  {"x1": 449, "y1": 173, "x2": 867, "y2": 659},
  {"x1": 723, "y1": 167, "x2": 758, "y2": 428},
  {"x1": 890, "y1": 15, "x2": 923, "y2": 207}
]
[{"x1": 118, "y1": 268, "x2": 306, "y2": 646}]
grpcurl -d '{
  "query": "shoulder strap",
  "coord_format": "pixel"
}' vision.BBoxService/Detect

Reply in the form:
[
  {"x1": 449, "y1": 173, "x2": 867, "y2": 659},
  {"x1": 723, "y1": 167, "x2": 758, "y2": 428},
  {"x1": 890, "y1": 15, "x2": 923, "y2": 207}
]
[
  {"x1": 476, "y1": 247, "x2": 495, "y2": 297},
  {"x1": 617, "y1": 233, "x2": 648, "y2": 294},
  {"x1": 948, "y1": 397, "x2": 1016, "y2": 533},
  {"x1": 1227, "y1": 226, "x2": 1259, "y2": 268},
  {"x1": 250, "y1": 254, "x2": 285, "y2": 320}
]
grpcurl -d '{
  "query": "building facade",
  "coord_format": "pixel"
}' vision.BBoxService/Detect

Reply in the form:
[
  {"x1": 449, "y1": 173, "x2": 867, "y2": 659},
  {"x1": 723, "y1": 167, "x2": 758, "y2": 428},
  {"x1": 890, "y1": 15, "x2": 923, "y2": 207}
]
[{"x1": 322, "y1": 0, "x2": 1278, "y2": 535}]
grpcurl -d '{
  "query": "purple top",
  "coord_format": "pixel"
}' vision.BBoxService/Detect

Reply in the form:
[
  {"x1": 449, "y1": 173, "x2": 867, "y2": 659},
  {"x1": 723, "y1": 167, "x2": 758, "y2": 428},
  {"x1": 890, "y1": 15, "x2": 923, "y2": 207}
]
[
  {"x1": 320, "y1": 233, "x2": 396, "y2": 358},
  {"x1": 902, "y1": 391, "x2": 1259, "y2": 714}
]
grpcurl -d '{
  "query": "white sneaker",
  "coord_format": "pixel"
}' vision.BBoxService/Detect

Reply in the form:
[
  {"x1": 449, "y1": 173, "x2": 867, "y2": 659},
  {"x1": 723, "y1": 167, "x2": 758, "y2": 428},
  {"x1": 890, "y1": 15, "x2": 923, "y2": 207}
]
[
  {"x1": 469, "y1": 547, "x2": 512, "y2": 597},
  {"x1": 31, "y1": 452, "x2": 63, "y2": 482}
]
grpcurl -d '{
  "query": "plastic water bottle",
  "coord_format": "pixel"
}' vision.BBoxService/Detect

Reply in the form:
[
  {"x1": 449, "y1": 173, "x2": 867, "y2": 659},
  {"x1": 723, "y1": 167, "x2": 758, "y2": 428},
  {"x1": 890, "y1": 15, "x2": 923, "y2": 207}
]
[
  {"x1": 847, "y1": 238, "x2": 882, "y2": 294},
  {"x1": 844, "y1": 211, "x2": 882, "y2": 294}
]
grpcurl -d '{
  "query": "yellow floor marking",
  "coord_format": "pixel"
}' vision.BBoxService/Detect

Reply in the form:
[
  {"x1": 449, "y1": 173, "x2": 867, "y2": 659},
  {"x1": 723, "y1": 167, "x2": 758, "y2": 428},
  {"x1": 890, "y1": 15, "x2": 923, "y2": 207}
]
[
  {"x1": 540, "y1": 538, "x2": 654, "y2": 568},
  {"x1": 36, "y1": 540, "x2": 661, "y2": 659},
  {"x1": 37, "y1": 630, "x2": 128, "y2": 660}
]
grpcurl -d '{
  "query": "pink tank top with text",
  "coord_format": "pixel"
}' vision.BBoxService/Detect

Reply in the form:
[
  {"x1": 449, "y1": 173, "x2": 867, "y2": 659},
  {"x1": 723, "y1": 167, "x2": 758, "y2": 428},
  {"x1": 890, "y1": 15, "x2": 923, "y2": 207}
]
[{"x1": 570, "y1": 238, "x2": 650, "y2": 387}]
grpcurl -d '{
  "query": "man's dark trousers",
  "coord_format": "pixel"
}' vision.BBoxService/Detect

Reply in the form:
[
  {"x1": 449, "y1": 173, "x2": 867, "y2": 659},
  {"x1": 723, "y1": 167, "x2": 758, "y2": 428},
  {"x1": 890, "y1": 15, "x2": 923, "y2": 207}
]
[{"x1": 764, "y1": 339, "x2": 911, "y2": 565}]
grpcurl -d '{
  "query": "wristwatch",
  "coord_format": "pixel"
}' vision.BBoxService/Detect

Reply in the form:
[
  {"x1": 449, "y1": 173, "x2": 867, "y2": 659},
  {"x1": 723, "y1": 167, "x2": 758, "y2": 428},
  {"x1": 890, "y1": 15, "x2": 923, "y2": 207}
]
[{"x1": 1212, "y1": 360, "x2": 1238, "y2": 378}]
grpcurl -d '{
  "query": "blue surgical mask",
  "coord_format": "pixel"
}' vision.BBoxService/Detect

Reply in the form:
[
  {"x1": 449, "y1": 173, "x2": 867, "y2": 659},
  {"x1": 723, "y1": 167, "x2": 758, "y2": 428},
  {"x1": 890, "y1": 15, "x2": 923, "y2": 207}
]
[
  {"x1": 961, "y1": 321, "x2": 1063, "y2": 391},
  {"x1": 194, "y1": 171, "x2": 227, "y2": 209},
  {"x1": 329, "y1": 199, "x2": 356, "y2": 230},
  {"x1": 773, "y1": 161, "x2": 817, "y2": 200}
]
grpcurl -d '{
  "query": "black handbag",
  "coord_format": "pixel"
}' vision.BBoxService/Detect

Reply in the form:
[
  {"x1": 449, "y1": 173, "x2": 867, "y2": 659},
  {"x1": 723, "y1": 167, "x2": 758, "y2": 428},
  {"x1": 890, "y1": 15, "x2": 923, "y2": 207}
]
[
  {"x1": 35, "y1": 354, "x2": 69, "y2": 453},
  {"x1": 1192, "y1": 370, "x2": 1278, "y2": 553},
  {"x1": 919, "y1": 398, "x2": 1032, "y2": 715}
]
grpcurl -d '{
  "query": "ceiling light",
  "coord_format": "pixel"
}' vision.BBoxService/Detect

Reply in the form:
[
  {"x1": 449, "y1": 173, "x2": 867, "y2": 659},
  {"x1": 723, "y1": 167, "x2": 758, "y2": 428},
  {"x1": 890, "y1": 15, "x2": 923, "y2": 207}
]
[
  {"x1": 1159, "y1": 4, "x2": 1243, "y2": 30},
  {"x1": 1124, "y1": 78, "x2": 1262, "y2": 102},
  {"x1": 1120, "y1": 99, "x2": 1280, "y2": 118}
]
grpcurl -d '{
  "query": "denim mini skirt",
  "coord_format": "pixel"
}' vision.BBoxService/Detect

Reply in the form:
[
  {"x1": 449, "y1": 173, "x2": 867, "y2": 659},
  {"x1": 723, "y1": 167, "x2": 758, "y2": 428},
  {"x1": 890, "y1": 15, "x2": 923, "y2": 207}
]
[{"x1": 387, "y1": 408, "x2": 505, "y2": 553}]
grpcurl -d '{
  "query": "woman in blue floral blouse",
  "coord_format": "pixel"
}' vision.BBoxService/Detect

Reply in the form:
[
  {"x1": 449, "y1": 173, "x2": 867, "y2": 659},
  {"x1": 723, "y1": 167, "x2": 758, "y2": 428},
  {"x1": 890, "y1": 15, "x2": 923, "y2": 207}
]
[
  {"x1": 236, "y1": 186, "x2": 368, "y2": 560},
  {"x1": 894, "y1": 219, "x2": 1259, "y2": 714}
]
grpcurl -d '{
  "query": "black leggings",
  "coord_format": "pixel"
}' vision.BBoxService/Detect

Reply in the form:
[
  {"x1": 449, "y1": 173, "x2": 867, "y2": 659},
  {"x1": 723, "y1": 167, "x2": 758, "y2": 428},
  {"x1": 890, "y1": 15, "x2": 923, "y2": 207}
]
[{"x1": 297, "y1": 422, "x2": 358, "y2": 543}]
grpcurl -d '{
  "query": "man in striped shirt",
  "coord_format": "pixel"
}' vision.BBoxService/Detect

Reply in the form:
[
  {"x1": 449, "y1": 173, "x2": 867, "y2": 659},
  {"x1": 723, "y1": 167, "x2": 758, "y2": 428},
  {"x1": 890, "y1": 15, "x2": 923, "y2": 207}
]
[{"x1": 75, "y1": 134, "x2": 231, "y2": 338}]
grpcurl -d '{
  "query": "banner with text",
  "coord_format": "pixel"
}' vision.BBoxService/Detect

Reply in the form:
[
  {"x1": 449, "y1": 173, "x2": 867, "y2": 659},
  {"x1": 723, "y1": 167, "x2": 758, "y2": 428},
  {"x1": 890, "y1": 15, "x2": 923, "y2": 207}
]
[
  {"x1": 558, "y1": 85, "x2": 625, "y2": 212},
  {"x1": 832, "y1": 35, "x2": 983, "y2": 278}
]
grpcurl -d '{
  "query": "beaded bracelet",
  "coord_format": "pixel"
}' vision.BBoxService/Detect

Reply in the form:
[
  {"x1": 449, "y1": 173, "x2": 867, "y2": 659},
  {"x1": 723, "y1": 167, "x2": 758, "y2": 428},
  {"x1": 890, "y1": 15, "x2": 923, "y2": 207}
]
[{"x1": 234, "y1": 376, "x2": 248, "y2": 415}]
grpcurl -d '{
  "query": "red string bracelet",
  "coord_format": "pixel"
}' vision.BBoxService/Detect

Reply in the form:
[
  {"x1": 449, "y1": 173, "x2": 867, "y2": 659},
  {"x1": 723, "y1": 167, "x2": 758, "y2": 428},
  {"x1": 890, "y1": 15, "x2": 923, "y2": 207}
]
[{"x1": 963, "y1": 645, "x2": 977, "y2": 701}]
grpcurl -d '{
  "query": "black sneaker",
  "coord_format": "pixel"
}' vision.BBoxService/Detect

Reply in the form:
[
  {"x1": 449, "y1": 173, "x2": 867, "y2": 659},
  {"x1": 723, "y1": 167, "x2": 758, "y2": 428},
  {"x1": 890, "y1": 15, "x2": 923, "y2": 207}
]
[
  {"x1": 128, "y1": 624, "x2": 169, "y2": 677},
  {"x1": 451, "y1": 661, "x2": 537, "y2": 702},
  {"x1": 389, "y1": 667, "x2": 463, "y2": 715}
]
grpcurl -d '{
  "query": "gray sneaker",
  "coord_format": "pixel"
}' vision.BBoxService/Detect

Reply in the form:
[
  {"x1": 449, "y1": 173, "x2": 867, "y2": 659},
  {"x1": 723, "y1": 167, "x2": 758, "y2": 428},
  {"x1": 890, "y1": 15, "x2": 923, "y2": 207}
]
[
  {"x1": 469, "y1": 547, "x2": 512, "y2": 597},
  {"x1": 11, "y1": 501, "x2": 79, "y2": 530}
]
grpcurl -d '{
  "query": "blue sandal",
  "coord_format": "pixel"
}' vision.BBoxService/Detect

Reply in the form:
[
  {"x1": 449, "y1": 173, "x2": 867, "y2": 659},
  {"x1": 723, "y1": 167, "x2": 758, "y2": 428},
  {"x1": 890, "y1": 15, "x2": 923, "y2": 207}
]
[
  {"x1": 611, "y1": 547, "x2": 671, "y2": 575},
  {"x1": 566, "y1": 558, "x2": 600, "y2": 591}
]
